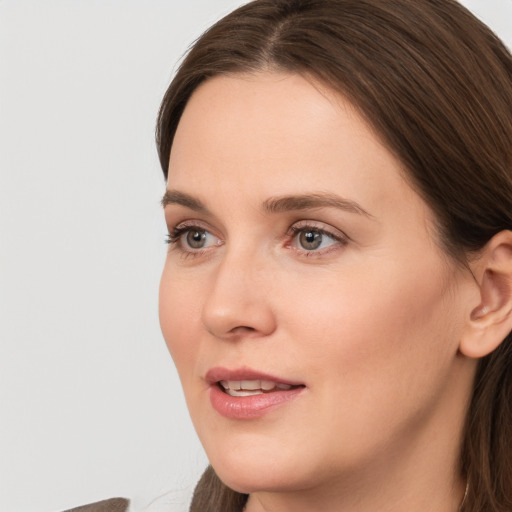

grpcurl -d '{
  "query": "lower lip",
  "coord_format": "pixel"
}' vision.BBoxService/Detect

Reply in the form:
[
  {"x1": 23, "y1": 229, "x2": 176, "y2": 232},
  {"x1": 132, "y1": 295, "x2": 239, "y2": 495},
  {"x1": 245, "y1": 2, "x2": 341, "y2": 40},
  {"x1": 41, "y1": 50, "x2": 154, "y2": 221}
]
[{"x1": 209, "y1": 384, "x2": 305, "y2": 420}]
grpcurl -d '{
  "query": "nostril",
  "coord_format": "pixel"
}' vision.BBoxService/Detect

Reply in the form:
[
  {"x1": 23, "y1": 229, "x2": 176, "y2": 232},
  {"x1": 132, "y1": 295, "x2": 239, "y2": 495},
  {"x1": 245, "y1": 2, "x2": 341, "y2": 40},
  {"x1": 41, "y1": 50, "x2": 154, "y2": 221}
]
[{"x1": 230, "y1": 326, "x2": 256, "y2": 333}]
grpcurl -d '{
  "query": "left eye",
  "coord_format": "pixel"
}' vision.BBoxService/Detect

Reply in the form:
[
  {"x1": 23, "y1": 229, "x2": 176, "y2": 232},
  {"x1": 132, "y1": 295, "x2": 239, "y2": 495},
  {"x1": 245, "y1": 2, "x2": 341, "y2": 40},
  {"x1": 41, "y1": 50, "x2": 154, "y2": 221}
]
[{"x1": 291, "y1": 228, "x2": 339, "y2": 251}]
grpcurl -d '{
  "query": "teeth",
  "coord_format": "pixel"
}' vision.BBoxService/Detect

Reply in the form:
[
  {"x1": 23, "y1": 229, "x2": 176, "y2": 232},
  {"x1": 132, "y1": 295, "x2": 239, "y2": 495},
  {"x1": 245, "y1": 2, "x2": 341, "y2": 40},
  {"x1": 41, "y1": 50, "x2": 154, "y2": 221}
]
[
  {"x1": 226, "y1": 389, "x2": 264, "y2": 397},
  {"x1": 218, "y1": 380, "x2": 294, "y2": 393},
  {"x1": 261, "y1": 380, "x2": 275, "y2": 391},
  {"x1": 241, "y1": 380, "x2": 260, "y2": 390}
]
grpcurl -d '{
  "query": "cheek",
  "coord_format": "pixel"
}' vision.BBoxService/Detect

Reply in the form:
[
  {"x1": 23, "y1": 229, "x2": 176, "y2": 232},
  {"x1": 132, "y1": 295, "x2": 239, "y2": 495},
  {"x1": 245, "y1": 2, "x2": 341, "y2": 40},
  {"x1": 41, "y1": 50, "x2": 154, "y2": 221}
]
[
  {"x1": 270, "y1": 260, "x2": 462, "y2": 466},
  {"x1": 159, "y1": 266, "x2": 204, "y2": 383},
  {"x1": 280, "y1": 257, "x2": 458, "y2": 393}
]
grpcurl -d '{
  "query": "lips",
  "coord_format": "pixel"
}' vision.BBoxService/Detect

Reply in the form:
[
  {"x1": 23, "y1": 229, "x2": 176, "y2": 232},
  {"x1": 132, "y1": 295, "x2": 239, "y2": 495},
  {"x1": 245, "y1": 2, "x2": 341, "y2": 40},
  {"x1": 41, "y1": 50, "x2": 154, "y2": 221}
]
[{"x1": 206, "y1": 367, "x2": 305, "y2": 419}]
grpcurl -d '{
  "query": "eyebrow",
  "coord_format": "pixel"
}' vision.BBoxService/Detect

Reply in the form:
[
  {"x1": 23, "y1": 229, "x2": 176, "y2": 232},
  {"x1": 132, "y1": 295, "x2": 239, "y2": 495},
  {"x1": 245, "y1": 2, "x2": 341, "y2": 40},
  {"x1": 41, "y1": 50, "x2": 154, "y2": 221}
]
[
  {"x1": 162, "y1": 190, "x2": 372, "y2": 218},
  {"x1": 161, "y1": 190, "x2": 211, "y2": 214},
  {"x1": 262, "y1": 193, "x2": 372, "y2": 217}
]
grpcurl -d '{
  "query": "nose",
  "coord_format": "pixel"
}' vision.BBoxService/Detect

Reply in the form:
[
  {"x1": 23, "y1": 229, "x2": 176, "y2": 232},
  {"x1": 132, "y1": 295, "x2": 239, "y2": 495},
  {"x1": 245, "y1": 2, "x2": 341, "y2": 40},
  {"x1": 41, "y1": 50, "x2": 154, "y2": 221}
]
[{"x1": 201, "y1": 248, "x2": 277, "y2": 340}]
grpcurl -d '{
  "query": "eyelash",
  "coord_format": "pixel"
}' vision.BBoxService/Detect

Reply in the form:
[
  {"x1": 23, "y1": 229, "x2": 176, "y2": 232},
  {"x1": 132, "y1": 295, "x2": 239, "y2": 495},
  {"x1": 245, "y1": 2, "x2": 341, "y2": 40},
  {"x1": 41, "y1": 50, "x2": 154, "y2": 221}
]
[
  {"x1": 166, "y1": 226, "x2": 193, "y2": 244},
  {"x1": 165, "y1": 223, "x2": 214, "y2": 259},
  {"x1": 165, "y1": 222, "x2": 348, "y2": 258},
  {"x1": 286, "y1": 223, "x2": 348, "y2": 256}
]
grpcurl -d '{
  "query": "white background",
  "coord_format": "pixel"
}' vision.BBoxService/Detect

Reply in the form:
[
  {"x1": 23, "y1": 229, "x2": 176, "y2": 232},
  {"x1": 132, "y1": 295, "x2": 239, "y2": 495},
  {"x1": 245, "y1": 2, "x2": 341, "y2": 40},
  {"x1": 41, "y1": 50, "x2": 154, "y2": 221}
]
[{"x1": 0, "y1": 1, "x2": 510, "y2": 511}]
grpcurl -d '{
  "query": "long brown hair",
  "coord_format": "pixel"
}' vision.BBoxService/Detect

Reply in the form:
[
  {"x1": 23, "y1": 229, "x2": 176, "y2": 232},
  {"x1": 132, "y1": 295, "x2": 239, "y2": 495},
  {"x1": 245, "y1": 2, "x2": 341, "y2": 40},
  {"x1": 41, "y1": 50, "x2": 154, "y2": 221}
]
[{"x1": 156, "y1": 1, "x2": 512, "y2": 510}]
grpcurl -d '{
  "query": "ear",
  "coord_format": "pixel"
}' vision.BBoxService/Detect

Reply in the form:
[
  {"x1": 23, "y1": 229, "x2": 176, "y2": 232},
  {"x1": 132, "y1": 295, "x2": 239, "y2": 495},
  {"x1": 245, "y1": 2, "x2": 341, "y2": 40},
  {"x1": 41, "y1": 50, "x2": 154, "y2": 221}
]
[{"x1": 460, "y1": 230, "x2": 512, "y2": 359}]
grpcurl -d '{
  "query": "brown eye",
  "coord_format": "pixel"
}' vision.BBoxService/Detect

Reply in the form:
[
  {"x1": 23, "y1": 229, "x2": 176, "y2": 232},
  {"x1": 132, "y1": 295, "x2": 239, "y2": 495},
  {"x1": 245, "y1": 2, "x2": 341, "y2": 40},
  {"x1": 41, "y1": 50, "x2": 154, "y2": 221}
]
[
  {"x1": 186, "y1": 229, "x2": 207, "y2": 249},
  {"x1": 299, "y1": 230, "x2": 323, "y2": 250}
]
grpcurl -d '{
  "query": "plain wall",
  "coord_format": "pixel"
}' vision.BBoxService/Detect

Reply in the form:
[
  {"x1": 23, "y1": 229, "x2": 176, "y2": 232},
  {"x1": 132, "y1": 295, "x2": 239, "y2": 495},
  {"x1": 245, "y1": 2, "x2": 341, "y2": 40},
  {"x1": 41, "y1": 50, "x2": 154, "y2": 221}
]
[{"x1": 0, "y1": 1, "x2": 510, "y2": 511}]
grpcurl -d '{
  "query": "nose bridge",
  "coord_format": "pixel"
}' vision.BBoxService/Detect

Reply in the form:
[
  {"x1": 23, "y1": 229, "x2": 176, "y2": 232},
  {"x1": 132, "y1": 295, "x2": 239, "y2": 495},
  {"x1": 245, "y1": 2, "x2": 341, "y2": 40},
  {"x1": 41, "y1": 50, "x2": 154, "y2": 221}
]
[{"x1": 201, "y1": 242, "x2": 276, "y2": 339}]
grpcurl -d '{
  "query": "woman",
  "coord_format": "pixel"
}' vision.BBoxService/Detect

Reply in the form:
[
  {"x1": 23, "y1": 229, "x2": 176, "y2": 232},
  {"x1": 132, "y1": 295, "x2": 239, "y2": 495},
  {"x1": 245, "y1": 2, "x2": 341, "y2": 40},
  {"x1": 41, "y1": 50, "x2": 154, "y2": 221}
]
[{"x1": 157, "y1": 1, "x2": 512, "y2": 511}]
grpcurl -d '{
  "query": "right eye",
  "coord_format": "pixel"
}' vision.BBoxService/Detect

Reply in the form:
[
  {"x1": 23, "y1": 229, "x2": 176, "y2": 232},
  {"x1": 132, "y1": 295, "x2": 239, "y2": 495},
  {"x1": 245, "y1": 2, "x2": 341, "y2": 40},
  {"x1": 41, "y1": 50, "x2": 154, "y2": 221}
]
[
  {"x1": 166, "y1": 225, "x2": 221, "y2": 252},
  {"x1": 183, "y1": 228, "x2": 208, "y2": 249}
]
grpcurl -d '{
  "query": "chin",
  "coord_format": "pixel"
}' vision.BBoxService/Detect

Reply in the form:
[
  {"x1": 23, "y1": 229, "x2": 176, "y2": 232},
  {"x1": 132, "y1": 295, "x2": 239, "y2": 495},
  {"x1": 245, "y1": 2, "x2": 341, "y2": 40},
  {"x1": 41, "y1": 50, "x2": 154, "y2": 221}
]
[
  {"x1": 213, "y1": 458, "x2": 309, "y2": 495},
  {"x1": 200, "y1": 432, "x2": 321, "y2": 494}
]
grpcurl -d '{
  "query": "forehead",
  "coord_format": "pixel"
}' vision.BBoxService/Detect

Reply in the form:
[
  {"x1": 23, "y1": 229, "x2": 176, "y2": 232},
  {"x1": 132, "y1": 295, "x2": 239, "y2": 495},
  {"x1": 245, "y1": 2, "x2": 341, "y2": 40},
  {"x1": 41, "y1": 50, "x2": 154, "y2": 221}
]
[
  {"x1": 170, "y1": 73, "x2": 391, "y2": 180},
  {"x1": 168, "y1": 72, "x2": 433, "y2": 230}
]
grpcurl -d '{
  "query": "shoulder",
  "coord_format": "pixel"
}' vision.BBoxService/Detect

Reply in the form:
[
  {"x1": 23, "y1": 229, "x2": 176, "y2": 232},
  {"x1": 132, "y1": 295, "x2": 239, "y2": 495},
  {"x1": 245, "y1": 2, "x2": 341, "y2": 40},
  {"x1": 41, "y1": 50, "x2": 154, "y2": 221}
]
[{"x1": 62, "y1": 498, "x2": 130, "y2": 512}]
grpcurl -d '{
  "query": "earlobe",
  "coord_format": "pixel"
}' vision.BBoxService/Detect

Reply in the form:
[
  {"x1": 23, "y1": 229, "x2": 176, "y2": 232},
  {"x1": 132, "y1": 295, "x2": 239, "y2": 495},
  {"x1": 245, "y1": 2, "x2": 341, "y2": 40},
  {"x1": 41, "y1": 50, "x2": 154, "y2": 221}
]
[{"x1": 460, "y1": 231, "x2": 512, "y2": 359}]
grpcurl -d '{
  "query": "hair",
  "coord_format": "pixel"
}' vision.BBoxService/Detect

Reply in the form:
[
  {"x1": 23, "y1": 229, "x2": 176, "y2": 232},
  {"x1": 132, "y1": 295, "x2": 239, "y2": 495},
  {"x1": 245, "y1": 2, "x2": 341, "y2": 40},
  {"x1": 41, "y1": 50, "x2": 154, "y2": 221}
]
[{"x1": 156, "y1": 1, "x2": 512, "y2": 510}]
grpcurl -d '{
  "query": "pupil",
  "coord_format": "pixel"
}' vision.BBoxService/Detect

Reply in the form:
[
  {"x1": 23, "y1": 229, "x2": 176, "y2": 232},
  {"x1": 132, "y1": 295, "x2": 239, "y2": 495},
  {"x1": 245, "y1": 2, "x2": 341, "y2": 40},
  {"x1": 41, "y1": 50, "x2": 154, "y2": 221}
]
[
  {"x1": 187, "y1": 230, "x2": 206, "y2": 248},
  {"x1": 300, "y1": 230, "x2": 322, "y2": 250}
]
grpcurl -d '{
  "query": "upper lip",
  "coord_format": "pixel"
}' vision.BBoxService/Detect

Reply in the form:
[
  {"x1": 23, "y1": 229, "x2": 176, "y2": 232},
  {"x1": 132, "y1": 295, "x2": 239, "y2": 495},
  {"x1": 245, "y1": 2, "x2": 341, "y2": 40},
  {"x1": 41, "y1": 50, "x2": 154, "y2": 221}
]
[{"x1": 205, "y1": 366, "x2": 305, "y2": 387}]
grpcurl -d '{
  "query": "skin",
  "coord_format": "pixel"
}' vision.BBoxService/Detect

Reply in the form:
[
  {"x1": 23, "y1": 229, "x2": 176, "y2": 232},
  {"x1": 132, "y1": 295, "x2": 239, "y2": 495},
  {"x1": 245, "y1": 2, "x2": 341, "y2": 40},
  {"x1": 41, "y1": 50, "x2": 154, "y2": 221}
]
[{"x1": 159, "y1": 72, "x2": 480, "y2": 511}]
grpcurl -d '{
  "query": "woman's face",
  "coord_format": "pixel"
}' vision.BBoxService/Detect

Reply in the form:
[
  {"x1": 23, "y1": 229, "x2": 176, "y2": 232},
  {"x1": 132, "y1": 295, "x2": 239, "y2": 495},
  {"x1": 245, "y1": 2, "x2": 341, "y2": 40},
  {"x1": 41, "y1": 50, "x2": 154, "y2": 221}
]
[{"x1": 160, "y1": 72, "x2": 475, "y2": 496}]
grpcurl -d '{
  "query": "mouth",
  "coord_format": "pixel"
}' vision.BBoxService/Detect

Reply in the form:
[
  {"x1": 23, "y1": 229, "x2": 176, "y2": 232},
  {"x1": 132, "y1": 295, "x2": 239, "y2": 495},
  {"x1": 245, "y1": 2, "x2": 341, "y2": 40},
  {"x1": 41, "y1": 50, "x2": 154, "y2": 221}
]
[
  {"x1": 218, "y1": 379, "x2": 302, "y2": 397},
  {"x1": 206, "y1": 366, "x2": 305, "y2": 393},
  {"x1": 205, "y1": 367, "x2": 306, "y2": 419}
]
